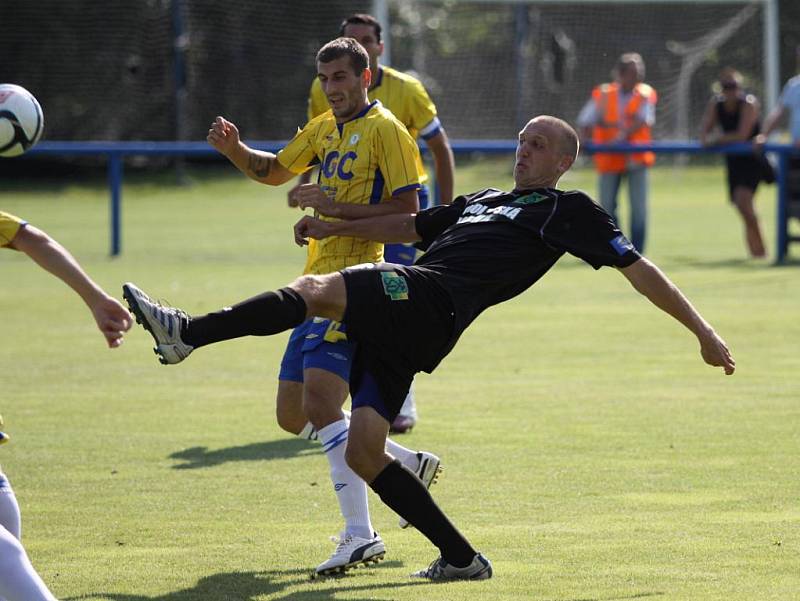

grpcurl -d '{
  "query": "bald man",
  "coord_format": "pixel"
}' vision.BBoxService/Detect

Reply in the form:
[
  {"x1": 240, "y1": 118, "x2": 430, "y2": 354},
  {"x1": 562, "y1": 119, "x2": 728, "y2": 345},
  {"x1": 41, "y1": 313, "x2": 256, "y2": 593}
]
[{"x1": 124, "y1": 115, "x2": 734, "y2": 581}]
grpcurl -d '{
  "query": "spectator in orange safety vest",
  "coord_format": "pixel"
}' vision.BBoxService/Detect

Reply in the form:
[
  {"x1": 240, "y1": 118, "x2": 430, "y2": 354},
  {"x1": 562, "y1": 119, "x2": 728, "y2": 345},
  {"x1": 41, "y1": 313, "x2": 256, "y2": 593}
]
[{"x1": 577, "y1": 53, "x2": 657, "y2": 252}]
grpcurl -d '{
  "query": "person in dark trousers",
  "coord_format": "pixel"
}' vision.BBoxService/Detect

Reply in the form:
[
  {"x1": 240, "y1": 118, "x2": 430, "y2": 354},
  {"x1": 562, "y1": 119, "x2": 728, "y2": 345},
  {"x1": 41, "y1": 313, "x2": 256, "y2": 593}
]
[{"x1": 123, "y1": 115, "x2": 735, "y2": 581}]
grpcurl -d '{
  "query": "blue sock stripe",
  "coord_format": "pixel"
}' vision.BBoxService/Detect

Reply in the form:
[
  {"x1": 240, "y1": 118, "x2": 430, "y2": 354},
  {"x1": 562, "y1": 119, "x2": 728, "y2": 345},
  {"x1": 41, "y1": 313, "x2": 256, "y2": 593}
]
[{"x1": 322, "y1": 429, "x2": 348, "y2": 454}]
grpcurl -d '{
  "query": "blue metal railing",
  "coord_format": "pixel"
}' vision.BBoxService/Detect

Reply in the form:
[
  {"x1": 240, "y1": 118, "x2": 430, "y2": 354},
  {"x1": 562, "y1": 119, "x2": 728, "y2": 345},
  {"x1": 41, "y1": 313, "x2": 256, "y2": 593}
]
[{"x1": 26, "y1": 140, "x2": 799, "y2": 261}]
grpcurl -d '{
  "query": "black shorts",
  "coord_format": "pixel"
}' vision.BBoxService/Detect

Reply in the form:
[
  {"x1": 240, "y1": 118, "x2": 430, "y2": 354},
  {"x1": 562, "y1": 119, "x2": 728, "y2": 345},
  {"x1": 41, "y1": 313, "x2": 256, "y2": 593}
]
[
  {"x1": 725, "y1": 154, "x2": 771, "y2": 198},
  {"x1": 341, "y1": 263, "x2": 454, "y2": 422}
]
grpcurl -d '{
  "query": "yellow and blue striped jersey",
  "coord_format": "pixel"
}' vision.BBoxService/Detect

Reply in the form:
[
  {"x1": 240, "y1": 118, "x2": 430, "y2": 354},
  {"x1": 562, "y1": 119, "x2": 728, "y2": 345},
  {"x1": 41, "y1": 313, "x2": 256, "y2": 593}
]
[
  {"x1": 278, "y1": 100, "x2": 421, "y2": 275},
  {"x1": 0, "y1": 211, "x2": 24, "y2": 248},
  {"x1": 309, "y1": 66, "x2": 442, "y2": 185}
]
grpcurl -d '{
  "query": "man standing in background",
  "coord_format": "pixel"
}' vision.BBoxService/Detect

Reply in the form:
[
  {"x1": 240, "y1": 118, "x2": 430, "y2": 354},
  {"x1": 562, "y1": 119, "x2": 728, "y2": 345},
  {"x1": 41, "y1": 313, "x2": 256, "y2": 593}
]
[
  {"x1": 756, "y1": 46, "x2": 800, "y2": 148},
  {"x1": 578, "y1": 52, "x2": 657, "y2": 253},
  {"x1": 289, "y1": 13, "x2": 456, "y2": 434},
  {"x1": 755, "y1": 45, "x2": 800, "y2": 224}
]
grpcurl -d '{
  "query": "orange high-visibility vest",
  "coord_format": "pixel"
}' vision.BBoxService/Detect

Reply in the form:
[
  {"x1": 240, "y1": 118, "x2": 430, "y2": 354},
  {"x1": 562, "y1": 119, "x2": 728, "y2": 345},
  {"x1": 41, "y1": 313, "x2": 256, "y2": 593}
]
[{"x1": 591, "y1": 82, "x2": 657, "y2": 173}]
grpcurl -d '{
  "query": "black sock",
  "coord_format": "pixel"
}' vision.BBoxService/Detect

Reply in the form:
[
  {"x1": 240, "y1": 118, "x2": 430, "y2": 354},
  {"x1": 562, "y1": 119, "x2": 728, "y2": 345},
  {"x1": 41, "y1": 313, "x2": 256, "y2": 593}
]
[
  {"x1": 370, "y1": 460, "x2": 477, "y2": 567},
  {"x1": 182, "y1": 287, "x2": 306, "y2": 349}
]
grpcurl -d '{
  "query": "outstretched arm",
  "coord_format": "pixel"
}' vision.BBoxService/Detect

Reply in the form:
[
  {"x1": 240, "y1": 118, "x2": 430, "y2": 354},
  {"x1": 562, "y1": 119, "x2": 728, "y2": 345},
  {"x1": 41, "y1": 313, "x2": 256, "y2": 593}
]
[
  {"x1": 207, "y1": 116, "x2": 295, "y2": 186},
  {"x1": 9, "y1": 225, "x2": 132, "y2": 347},
  {"x1": 618, "y1": 258, "x2": 735, "y2": 374},
  {"x1": 294, "y1": 213, "x2": 420, "y2": 247}
]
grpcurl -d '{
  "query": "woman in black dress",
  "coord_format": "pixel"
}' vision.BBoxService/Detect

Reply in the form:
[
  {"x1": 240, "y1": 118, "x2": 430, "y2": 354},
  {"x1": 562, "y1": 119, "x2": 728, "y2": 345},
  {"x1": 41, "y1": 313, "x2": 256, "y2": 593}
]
[{"x1": 700, "y1": 67, "x2": 769, "y2": 258}]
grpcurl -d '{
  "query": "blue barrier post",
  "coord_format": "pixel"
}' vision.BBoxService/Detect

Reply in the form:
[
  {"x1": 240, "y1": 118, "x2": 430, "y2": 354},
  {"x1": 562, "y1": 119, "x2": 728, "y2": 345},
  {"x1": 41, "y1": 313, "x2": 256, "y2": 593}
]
[
  {"x1": 108, "y1": 153, "x2": 123, "y2": 256},
  {"x1": 775, "y1": 152, "x2": 789, "y2": 263}
]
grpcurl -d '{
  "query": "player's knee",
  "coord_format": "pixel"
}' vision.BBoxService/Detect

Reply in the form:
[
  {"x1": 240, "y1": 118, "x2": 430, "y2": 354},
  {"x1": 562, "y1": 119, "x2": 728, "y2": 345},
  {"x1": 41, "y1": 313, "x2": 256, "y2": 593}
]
[
  {"x1": 275, "y1": 383, "x2": 306, "y2": 435},
  {"x1": 289, "y1": 274, "x2": 318, "y2": 294},
  {"x1": 301, "y1": 389, "x2": 340, "y2": 429},
  {"x1": 732, "y1": 189, "x2": 753, "y2": 209},
  {"x1": 344, "y1": 438, "x2": 383, "y2": 482},
  {"x1": 344, "y1": 444, "x2": 371, "y2": 480},
  {"x1": 0, "y1": 526, "x2": 24, "y2": 559},
  {"x1": 275, "y1": 404, "x2": 305, "y2": 435},
  {"x1": 288, "y1": 273, "x2": 344, "y2": 321},
  {"x1": 289, "y1": 274, "x2": 326, "y2": 304}
]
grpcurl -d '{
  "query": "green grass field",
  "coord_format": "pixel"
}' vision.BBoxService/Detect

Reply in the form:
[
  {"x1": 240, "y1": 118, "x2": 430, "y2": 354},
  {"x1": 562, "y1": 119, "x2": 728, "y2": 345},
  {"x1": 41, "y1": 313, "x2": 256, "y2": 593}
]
[{"x1": 1, "y1": 161, "x2": 798, "y2": 601}]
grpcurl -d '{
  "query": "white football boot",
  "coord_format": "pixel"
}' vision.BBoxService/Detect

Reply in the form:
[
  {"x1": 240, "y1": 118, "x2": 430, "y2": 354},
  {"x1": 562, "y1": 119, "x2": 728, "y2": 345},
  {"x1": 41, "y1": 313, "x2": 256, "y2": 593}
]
[
  {"x1": 411, "y1": 553, "x2": 493, "y2": 581},
  {"x1": 122, "y1": 282, "x2": 193, "y2": 365},
  {"x1": 314, "y1": 532, "x2": 385, "y2": 577},
  {"x1": 398, "y1": 451, "x2": 442, "y2": 529}
]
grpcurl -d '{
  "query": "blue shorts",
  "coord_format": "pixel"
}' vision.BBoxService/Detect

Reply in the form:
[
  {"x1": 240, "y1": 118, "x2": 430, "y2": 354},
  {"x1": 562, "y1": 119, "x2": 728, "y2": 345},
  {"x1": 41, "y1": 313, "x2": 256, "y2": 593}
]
[
  {"x1": 384, "y1": 184, "x2": 429, "y2": 265},
  {"x1": 278, "y1": 318, "x2": 354, "y2": 383}
]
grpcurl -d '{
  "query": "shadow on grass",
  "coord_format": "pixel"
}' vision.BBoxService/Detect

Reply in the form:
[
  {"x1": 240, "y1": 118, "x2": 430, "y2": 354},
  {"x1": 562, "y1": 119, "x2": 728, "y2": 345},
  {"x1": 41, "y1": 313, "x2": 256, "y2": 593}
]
[
  {"x1": 548, "y1": 592, "x2": 664, "y2": 601},
  {"x1": 771, "y1": 256, "x2": 800, "y2": 268},
  {"x1": 66, "y1": 566, "x2": 432, "y2": 601},
  {"x1": 169, "y1": 438, "x2": 321, "y2": 470}
]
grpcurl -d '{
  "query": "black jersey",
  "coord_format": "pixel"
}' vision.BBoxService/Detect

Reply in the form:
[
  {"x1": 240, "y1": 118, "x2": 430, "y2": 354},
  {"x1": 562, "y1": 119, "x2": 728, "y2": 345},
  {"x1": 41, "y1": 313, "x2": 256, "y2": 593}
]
[
  {"x1": 715, "y1": 95, "x2": 760, "y2": 139},
  {"x1": 410, "y1": 187, "x2": 640, "y2": 363}
]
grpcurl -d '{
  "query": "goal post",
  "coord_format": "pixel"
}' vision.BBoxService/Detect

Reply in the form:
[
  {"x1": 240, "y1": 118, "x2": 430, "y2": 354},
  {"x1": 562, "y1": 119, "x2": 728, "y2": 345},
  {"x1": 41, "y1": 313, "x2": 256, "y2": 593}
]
[{"x1": 376, "y1": 0, "x2": 779, "y2": 140}]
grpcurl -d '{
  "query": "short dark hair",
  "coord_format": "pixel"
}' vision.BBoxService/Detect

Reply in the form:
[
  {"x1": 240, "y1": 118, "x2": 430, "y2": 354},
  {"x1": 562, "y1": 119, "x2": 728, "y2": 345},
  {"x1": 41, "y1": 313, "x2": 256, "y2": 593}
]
[
  {"x1": 316, "y1": 37, "x2": 369, "y2": 75},
  {"x1": 339, "y1": 13, "x2": 382, "y2": 43},
  {"x1": 615, "y1": 52, "x2": 645, "y2": 81}
]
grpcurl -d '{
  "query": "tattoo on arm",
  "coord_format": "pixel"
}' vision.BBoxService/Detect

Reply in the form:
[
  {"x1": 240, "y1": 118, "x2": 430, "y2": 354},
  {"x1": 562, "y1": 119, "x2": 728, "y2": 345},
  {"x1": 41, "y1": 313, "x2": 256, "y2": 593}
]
[{"x1": 248, "y1": 154, "x2": 272, "y2": 178}]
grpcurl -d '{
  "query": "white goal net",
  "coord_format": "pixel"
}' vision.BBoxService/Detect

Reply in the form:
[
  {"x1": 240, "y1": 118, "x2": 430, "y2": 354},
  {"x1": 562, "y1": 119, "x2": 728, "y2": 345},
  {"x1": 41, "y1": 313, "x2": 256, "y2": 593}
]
[{"x1": 384, "y1": 0, "x2": 775, "y2": 140}]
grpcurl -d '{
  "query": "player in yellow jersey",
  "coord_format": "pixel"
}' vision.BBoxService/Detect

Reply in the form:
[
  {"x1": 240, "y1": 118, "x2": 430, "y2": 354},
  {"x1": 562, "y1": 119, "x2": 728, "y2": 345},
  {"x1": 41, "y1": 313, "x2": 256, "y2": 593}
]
[
  {"x1": 291, "y1": 13, "x2": 456, "y2": 433},
  {"x1": 1, "y1": 210, "x2": 131, "y2": 601},
  {"x1": 202, "y1": 37, "x2": 442, "y2": 576}
]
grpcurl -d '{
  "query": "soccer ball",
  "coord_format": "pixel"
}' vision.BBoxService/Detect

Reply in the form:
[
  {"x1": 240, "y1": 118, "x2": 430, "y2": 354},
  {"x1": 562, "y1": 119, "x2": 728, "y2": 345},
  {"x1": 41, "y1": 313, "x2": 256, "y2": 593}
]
[{"x1": 0, "y1": 84, "x2": 44, "y2": 157}]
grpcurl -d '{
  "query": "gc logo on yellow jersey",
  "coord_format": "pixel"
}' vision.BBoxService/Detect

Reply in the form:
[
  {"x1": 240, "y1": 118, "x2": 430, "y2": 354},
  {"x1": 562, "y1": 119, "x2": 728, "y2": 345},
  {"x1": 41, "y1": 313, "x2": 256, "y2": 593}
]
[{"x1": 322, "y1": 150, "x2": 356, "y2": 180}]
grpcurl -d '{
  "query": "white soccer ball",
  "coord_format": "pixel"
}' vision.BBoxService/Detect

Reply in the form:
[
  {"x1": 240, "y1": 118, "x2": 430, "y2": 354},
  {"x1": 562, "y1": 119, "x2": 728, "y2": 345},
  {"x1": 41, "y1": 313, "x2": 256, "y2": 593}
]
[{"x1": 0, "y1": 84, "x2": 44, "y2": 158}]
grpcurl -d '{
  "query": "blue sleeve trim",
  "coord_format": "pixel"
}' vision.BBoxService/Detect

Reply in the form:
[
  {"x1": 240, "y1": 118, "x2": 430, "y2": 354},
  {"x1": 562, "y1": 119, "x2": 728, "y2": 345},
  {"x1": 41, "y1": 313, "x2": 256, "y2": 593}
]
[
  {"x1": 419, "y1": 117, "x2": 442, "y2": 140},
  {"x1": 421, "y1": 126, "x2": 442, "y2": 141},
  {"x1": 392, "y1": 183, "x2": 421, "y2": 196}
]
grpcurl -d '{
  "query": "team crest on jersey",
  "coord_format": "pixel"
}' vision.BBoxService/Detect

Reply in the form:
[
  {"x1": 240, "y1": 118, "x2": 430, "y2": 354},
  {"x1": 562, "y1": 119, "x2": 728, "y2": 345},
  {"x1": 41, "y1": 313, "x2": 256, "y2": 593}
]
[
  {"x1": 349, "y1": 133, "x2": 360, "y2": 145},
  {"x1": 381, "y1": 271, "x2": 409, "y2": 301},
  {"x1": 512, "y1": 192, "x2": 549, "y2": 205}
]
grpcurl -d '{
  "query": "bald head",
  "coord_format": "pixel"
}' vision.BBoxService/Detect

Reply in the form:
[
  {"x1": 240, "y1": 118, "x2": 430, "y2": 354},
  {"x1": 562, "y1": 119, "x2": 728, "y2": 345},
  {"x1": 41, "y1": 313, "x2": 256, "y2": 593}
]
[
  {"x1": 514, "y1": 116, "x2": 579, "y2": 189},
  {"x1": 530, "y1": 116, "x2": 580, "y2": 162}
]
